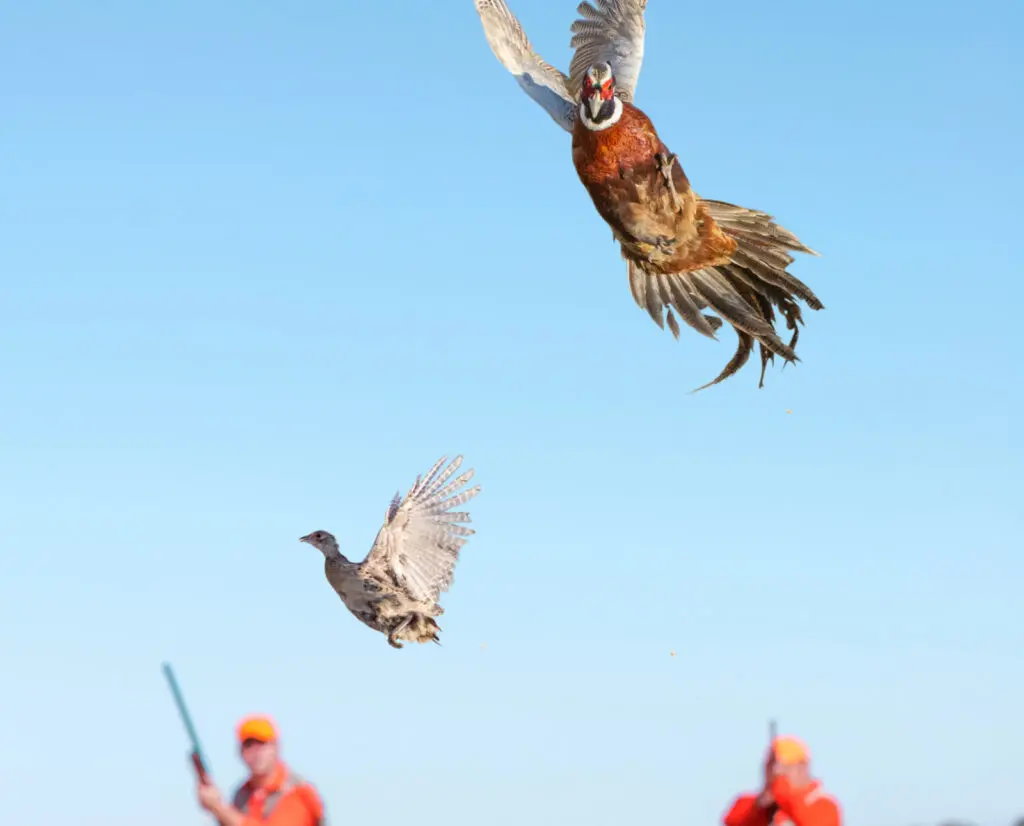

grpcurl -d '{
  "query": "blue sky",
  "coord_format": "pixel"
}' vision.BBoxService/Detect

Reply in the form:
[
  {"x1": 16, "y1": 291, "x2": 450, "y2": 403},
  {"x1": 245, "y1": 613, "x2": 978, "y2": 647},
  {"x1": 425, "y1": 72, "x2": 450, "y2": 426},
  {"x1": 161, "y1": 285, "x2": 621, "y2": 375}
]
[{"x1": 2, "y1": 1, "x2": 1022, "y2": 825}]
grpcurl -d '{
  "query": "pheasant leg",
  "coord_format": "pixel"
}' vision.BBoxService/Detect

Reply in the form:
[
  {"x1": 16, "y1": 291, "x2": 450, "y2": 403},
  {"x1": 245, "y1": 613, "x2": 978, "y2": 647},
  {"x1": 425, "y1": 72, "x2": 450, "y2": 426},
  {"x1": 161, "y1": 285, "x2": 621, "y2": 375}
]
[
  {"x1": 655, "y1": 152, "x2": 684, "y2": 212},
  {"x1": 387, "y1": 615, "x2": 413, "y2": 649},
  {"x1": 632, "y1": 232, "x2": 675, "y2": 263}
]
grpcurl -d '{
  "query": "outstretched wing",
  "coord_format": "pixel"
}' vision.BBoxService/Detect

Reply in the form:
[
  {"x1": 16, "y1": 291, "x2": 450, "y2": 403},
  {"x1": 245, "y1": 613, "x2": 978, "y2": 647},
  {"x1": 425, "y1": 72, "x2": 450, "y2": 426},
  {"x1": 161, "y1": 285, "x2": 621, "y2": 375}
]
[
  {"x1": 363, "y1": 456, "x2": 481, "y2": 604},
  {"x1": 473, "y1": 0, "x2": 577, "y2": 133},
  {"x1": 567, "y1": 0, "x2": 648, "y2": 105}
]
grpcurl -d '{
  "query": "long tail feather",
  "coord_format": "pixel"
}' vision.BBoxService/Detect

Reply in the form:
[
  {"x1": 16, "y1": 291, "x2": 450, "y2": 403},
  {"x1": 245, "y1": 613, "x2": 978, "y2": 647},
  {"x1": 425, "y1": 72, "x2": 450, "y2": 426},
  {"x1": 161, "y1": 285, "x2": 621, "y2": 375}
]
[
  {"x1": 624, "y1": 198, "x2": 822, "y2": 390},
  {"x1": 689, "y1": 330, "x2": 755, "y2": 393}
]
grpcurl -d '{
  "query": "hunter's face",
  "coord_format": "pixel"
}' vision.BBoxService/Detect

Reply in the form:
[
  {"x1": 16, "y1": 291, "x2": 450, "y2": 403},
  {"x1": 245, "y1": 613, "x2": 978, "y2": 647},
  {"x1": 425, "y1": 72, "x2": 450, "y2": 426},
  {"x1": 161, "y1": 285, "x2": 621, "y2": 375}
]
[{"x1": 240, "y1": 737, "x2": 278, "y2": 775}]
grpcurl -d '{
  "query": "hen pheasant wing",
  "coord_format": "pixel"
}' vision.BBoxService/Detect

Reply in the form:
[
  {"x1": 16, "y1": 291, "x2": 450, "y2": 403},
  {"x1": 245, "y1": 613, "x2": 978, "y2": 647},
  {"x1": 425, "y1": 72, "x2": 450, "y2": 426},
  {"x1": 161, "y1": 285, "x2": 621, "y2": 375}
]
[
  {"x1": 473, "y1": 0, "x2": 577, "y2": 132},
  {"x1": 567, "y1": 0, "x2": 647, "y2": 105},
  {"x1": 362, "y1": 456, "x2": 481, "y2": 604}
]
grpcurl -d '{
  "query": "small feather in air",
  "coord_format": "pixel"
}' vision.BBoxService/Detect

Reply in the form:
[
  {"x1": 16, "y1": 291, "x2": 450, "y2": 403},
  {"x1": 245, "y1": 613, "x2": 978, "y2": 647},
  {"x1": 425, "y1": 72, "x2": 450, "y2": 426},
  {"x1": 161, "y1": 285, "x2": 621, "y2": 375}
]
[
  {"x1": 669, "y1": 650, "x2": 675, "y2": 657},
  {"x1": 786, "y1": 409, "x2": 793, "y2": 415}
]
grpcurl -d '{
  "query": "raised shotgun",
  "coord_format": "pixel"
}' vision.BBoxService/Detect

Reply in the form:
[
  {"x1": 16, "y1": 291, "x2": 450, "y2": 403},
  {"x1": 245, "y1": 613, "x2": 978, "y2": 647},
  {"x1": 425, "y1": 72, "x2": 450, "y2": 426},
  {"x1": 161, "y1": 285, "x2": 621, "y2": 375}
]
[
  {"x1": 766, "y1": 718, "x2": 779, "y2": 821},
  {"x1": 162, "y1": 662, "x2": 211, "y2": 782}
]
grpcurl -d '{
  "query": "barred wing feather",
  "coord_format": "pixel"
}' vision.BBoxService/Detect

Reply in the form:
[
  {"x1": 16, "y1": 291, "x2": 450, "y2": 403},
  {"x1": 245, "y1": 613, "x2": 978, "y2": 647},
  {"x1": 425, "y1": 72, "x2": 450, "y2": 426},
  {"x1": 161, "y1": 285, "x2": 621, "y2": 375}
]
[
  {"x1": 363, "y1": 456, "x2": 481, "y2": 604},
  {"x1": 567, "y1": 0, "x2": 647, "y2": 105},
  {"x1": 473, "y1": 0, "x2": 577, "y2": 132}
]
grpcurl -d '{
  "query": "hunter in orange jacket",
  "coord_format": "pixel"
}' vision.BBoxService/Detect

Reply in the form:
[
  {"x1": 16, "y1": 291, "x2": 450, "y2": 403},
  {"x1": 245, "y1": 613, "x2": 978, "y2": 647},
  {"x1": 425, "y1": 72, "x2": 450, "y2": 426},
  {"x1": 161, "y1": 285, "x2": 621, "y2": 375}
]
[
  {"x1": 196, "y1": 715, "x2": 325, "y2": 826},
  {"x1": 723, "y1": 735, "x2": 840, "y2": 826}
]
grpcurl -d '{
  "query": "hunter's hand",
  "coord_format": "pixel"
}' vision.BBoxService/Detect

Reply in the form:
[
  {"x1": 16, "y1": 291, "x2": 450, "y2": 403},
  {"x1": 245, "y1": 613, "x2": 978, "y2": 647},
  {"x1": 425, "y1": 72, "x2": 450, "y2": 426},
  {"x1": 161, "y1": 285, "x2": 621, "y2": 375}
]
[{"x1": 197, "y1": 779, "x2": 224, "y2": 813}]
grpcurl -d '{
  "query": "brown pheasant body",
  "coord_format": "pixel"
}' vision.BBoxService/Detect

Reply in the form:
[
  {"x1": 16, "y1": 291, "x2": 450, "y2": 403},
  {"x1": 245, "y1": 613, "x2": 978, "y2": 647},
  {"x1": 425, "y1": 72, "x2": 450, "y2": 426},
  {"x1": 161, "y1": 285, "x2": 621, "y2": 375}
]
[
  {"x1": 572, "y1": 102, "x2": 737, "y2": 277},
  {"x1": 571, "y1": 99, "x2": 823, "y2": 390},
  {"x1": 324, "y1": 556, "x2": 443, "y2": 648}
]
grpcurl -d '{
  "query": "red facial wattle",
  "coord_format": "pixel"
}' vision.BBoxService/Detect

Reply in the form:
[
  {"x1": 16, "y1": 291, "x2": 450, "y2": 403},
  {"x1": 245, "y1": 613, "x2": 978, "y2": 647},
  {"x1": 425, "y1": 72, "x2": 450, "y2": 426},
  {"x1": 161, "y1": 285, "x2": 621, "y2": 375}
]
[{"x1": 583, "y1": 76, "x2": 615, "y2": 103}]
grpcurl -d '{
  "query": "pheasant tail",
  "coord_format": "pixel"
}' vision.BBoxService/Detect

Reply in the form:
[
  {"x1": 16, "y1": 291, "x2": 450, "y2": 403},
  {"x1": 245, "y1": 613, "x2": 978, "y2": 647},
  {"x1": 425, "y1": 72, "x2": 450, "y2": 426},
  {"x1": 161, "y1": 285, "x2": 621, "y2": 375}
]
[{"x1": 627, "y1": 198, "x2": 823, "y2": 391}]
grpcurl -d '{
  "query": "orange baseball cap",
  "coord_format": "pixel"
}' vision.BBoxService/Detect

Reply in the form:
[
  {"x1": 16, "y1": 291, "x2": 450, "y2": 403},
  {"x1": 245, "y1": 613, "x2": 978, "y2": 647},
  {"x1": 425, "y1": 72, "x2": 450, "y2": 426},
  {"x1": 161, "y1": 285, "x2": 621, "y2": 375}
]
[
  {"x1": 771, "y1": 735, "x2": 810, "y2": 765},
  {"x1": 236, "y1": 715, "x2": 279, "y2": 743}
]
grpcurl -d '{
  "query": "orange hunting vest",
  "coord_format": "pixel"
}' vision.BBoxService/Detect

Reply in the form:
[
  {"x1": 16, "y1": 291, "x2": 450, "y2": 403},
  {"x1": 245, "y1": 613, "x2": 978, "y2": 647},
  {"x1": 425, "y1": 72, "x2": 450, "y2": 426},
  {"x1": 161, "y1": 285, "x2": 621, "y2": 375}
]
[{"x1": 232, "y1": 764, "x2": 325, "y2": 825}]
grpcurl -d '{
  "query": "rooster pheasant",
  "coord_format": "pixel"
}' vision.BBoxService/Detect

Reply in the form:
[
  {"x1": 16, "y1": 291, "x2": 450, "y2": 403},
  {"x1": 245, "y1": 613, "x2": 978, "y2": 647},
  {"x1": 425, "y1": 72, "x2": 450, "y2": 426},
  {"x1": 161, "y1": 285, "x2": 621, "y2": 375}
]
[
  {"x1": 300, "y1": 455, "x2": 481, "y2": 649},
  {"x1": 473, "y1": 0, "x2": 824, "y2": 389}
]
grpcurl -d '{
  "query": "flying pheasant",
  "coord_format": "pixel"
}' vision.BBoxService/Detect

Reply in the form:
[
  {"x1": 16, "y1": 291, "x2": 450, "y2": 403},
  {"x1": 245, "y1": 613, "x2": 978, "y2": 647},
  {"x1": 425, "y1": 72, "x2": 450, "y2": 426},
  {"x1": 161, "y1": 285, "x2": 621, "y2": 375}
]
[
  {"x1": 473, "y1": 0, "x2": 824, "y2": 390},
  {"x1": 300, "y1": 455, "x2": 481, "y2": 649}
]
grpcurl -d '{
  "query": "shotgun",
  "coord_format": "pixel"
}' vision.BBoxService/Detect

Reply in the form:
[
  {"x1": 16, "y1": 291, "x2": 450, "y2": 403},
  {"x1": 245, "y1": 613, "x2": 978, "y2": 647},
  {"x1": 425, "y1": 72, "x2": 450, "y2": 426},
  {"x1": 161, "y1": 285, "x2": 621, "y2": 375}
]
[
  {"x1": 162, "y1": 662, "x2": 211, "y2": 783},
  {"x1": 765, "y1": 718, "x2": 779, "y2": 821}
]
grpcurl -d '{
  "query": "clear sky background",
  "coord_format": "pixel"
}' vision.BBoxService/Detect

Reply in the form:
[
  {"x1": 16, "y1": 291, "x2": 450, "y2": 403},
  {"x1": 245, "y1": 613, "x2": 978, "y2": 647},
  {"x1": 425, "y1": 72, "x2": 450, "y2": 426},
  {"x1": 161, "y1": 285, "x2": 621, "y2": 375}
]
[{"x1": 2, "y1": 1, "x2": 1022, "y2": 825}]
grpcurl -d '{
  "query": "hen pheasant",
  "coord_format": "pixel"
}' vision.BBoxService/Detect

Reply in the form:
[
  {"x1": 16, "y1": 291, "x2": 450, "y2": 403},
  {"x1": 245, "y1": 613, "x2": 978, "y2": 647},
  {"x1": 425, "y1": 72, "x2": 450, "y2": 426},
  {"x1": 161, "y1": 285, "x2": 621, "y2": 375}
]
[
  {"x1": 474, "y1": 0, "x2": 824, "y2": 390},
  {"x1": 300, "y1": 455, "x2": 481, "y2": 649}
]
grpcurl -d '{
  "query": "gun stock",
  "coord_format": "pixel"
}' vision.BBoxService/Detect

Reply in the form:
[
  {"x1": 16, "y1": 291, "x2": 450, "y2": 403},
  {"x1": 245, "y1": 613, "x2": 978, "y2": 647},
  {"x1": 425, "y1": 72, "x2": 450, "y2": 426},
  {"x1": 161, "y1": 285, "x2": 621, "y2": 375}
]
[{"x1": 191, "y1": 750, "x2": 210, "y2": 783}]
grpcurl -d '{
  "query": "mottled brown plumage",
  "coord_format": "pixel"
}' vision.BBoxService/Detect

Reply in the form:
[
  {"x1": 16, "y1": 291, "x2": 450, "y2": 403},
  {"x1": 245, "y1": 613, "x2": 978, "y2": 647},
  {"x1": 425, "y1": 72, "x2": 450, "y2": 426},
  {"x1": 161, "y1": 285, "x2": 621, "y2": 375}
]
[{"x1": 300, "y1": 455, "x2": 481, "y2": 649}]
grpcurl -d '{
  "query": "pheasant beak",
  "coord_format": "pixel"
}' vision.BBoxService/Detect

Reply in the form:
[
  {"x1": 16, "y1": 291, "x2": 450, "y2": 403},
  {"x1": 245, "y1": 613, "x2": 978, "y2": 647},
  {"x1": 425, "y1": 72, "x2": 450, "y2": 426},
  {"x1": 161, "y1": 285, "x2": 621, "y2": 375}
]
[{"x1": 586, "y1": 92, "x2": 604, "y2": 120}]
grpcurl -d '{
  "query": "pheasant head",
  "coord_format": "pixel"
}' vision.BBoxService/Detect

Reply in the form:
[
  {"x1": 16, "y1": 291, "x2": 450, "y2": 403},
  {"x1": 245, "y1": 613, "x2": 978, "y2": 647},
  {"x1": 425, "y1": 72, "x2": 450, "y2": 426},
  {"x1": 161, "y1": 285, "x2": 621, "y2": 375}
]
[
  {"x1": 300, "y1": 530, "x2": 346, "y2": 561},
  {"x1": 579, "y1": 62, "x2": 622, "y2": 129}
]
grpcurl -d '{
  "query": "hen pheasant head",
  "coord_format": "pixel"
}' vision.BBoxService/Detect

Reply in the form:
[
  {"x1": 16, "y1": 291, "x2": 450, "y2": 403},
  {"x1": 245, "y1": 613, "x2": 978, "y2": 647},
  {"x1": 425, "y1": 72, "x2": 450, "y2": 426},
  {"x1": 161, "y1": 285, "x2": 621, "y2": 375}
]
[
  {"x1": 299, "y1": 530, "x2": 346, "y2": 560},
  {"x1": 579, "y1": 62, "x2": 621, "y2": 129}
]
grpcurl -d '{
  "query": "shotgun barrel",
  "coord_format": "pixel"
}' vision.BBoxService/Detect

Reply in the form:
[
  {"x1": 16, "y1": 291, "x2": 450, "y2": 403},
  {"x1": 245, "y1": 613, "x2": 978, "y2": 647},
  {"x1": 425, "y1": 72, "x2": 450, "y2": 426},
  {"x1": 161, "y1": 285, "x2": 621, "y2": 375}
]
[{"x1": 162, "y1": 662, "x2": 210, "y2": 782}]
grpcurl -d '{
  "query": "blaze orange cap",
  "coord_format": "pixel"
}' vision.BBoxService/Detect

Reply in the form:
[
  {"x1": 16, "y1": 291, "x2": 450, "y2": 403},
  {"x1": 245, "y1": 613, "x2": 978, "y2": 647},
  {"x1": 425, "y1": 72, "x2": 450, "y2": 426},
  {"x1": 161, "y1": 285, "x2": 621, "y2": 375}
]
[
  {"x1": 771, "y1": 735, "x2": 810, "y2": 765},
  {"x1": 236, "y1": 715, "x2": 278, "y2": 743}
]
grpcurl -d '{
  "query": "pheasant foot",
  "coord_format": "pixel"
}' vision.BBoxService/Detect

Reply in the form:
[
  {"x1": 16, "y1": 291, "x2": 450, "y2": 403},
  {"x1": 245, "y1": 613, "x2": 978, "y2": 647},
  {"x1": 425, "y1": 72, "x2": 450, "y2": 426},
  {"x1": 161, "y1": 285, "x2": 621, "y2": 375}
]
[
  {"x1": 655, "y1": 152, "x2": 684, "y2": 211},
  {"x1": 634, "y1": 232, "x2": 675, "y2": 262},
  {"x1": 387, "y1": 615, "x2": 413, "y2": 649}
]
